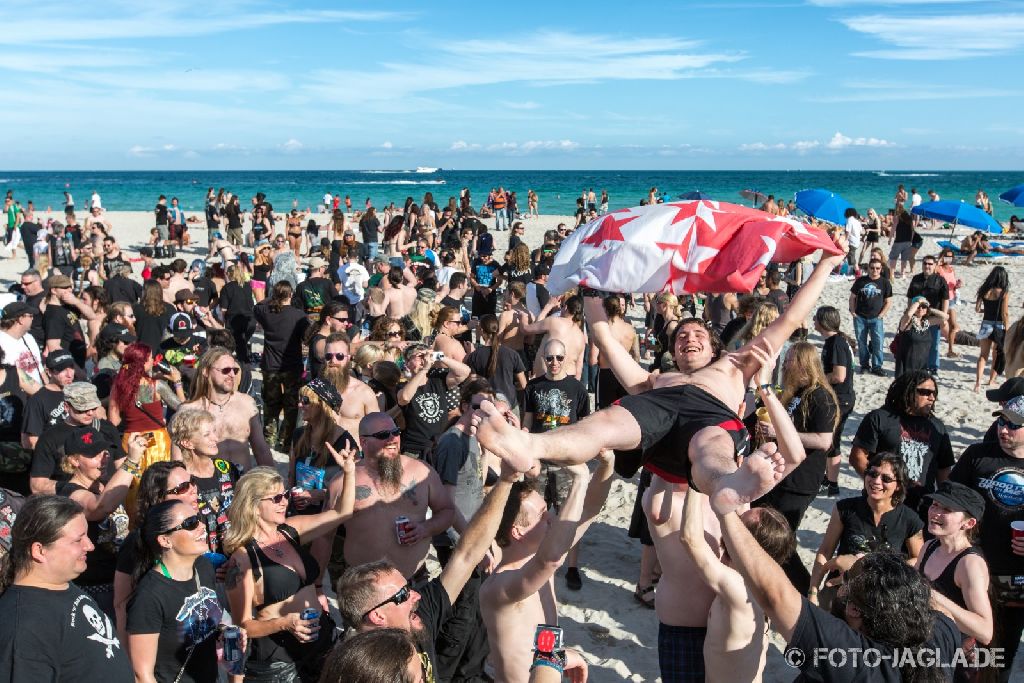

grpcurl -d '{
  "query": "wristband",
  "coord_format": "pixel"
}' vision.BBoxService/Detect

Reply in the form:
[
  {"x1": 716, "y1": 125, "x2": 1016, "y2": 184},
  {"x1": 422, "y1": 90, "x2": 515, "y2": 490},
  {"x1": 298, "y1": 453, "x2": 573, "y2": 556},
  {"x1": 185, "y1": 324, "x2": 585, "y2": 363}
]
[
  {"x1": 121, "y1": 460, "x2": 142, "y2": 477},
  {"x1": 759, "y1": 383, "x2": 773, "y2": 393},
  {"x1": 531, "y1": 650, "x2": 566, "y2": 674}
]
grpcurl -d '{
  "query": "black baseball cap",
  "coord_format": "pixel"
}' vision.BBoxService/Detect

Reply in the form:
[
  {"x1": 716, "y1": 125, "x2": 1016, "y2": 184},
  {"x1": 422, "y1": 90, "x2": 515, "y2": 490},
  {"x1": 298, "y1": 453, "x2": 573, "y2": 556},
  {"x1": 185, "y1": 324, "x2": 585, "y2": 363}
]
[
  {"x1": 64, "y1": 426, "x2": 110, "y2": 458},
  {"x1": 99, "y1": 323, "x2": 136, "y2": 345},
  {"x1": 1, "y1": 302, "x2": 33, "y2": 321},
  {"x1": 987, "y1": 377, "x2": 1024, "y2": 403},
  {"x1": 925, "y1": 481, "x2": 986, "y2": 521},
  {"x1": 45, "y1": 351, "x2": 76, "y2": 372}
]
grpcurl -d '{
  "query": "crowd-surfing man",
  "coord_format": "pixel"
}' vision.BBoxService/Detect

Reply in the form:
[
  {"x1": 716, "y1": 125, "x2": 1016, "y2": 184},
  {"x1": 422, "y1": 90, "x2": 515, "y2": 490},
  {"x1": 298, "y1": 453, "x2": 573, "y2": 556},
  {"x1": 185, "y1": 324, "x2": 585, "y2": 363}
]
[{"x1": 0, "y1": 182, "x2": 1021, "y2": 683}]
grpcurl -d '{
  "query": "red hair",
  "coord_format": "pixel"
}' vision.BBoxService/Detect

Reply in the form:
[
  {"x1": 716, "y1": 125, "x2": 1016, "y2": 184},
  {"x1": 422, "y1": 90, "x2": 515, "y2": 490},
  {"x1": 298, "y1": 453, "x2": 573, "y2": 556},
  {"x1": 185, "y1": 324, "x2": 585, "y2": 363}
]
[{"x1": 113, "y1": 342, "x2": 152, "y2": 413}]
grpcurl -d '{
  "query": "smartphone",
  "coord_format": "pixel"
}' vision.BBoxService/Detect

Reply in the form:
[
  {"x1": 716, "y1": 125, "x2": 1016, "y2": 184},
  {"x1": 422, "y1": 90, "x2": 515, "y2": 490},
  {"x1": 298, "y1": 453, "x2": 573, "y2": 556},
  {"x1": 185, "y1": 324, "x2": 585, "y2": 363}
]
[
  {"x1": 431, "y1": 351, "x2": 445, "y2": 362},
  {"x1": 143, "y1": 432, "x2": 156, "y2": 447},
  {"x1": 534, "y1": 624, "x2": 563, "y2": 655}
]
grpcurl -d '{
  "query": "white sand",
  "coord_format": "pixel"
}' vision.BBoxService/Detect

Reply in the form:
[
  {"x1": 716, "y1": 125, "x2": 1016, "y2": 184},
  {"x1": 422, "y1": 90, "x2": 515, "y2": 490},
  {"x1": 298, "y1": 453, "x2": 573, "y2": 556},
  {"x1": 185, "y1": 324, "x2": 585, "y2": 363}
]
[{"x1": 13, "y1": 208, "x2": 1020, "y2": 681}]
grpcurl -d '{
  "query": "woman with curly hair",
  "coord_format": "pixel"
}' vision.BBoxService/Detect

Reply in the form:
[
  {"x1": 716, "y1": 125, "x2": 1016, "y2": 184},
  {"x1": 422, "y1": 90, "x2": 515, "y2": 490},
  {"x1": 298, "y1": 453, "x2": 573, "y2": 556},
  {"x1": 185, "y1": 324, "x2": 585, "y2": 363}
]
[
  {"x1": 502, "y1": 243, "x2": 532, "y2": 284},
  {"x1": 108, "y1": 342, "x2": 186, "y2": 512},
  {"x1": 368, "y1": 316, "x2": 407, "y2": 363},
  {"x1": 133, "y1": 279, "x2": 175, "y2": 351},
  {"x1": 224, "y1": 459, "x2": 356, "y2": 682}
]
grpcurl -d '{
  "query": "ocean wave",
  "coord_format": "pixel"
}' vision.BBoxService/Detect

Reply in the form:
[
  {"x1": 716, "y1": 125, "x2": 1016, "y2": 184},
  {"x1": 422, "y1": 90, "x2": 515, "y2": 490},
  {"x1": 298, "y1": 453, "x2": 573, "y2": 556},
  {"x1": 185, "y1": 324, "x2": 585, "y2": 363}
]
[
  {"x1": 349, "y1": 180, "x2": 446, "y2": 185},
  {"x1": 875, "y1": 172, "x2": 941, "y2": 177}
]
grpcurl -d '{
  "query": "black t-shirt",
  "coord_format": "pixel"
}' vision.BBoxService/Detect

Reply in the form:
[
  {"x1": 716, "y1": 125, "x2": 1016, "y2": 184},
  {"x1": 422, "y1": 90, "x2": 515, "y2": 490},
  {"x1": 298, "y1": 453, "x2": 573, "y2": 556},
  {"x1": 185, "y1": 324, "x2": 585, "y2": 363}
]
[
  {"x1": 133, "y1": 302, "x2": 176, "y2": 354},
  {"x1": 950, "y1": 441, "x2": 1024, "y2": 575},
  {"x1": 23, "y1": 291, "x2": 45, "y2": 347},
  {"x1": 0, "y1": 585, "x2": 134, "y2": 683},
  {"x1": 907, "y1": 273, "x2": 949, "y2": 309},
  {"x1": 160, "y1": 335, "x2": 209, "y2": 369},
  {"x1": 23, "y1": 385, "x2": 67, "y2": 437},
  {"x1": 500, "y1": 264, "x2": 531, "y2": 284},
  {"x1": 30, "y1": 418, "x2": 125, "y2": 483},
  {"x1": 155, "y1": 203, "x2": 169, "y2": 226},
  {"x1": 720, "y1": 315, "x2": 747, "y2": 350},
  {"x1": 835, "y1": 494, "x2": 924, "y2": 556},
  {"x1": 218, "y1": 281, "x2": 255, "y2": 319},
  {"x1": 103, "y1": 275, "x2": 143, "y2": 305},
  {"x1": 821, "y1": 336, "x2": 855, "y2": 407},
  {"x1": 524, "y1": 375, "x2": 591, "y2": 433},
  {"x1": 401, "y1": 369, "x2": 452, "y2": 455},
  {"x1": 293, "y1": 276, "x2": 336, "y2": 315},
  {"x1": 893, "y1": 212, "x2": 915, "y2": 243},
  {"x1": 766, "y1": 288, "x2": 789, "y2": 314},
  {"x1": 254, "y1": 302, "x2": 310, "y2": 373},
  {"x1": 126, "y1": 558, "x2": 222, "y2": 683},
  {"x1": 100, "y1": 254, "x2": 128, "y2": 281},
  {"x1": 190, "y1": 277, "x2": 218, "y2": 308},
  {"x1": 359, "y1": 215, "x2": 380, "y2": 242},
  {"x1": 852, "y1": 408, "x2": 955, "y2": 511},
  {"x1": 773, "y1": 386, "x2": 838, "y2": 496},
  {"x1": 0, "y1": 367, "x2": 27, "y2": 443},
  {"x1": 850, "y1": 275, "x2": 892, "y2": 319},
  {"x1": 223, "y1": 203, "x2": 242, "y2": 230},
  {"x1": 464, "y1": 345, "x2": 526, "y2": 408},
  {"x1": 789, "y1": 597, "x2": 960, "y2": 683},
  {"x1": 415, "y1": 578, "x2": 453, "y2": 677},
  {"x1": 42, "y1": 303, "x2": 87, "y2": 367}
]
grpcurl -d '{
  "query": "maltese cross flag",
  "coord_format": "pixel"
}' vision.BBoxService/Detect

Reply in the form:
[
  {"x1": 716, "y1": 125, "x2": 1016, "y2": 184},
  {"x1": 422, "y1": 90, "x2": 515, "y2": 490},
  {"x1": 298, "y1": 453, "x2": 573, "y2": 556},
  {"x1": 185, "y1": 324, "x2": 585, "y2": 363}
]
[{"x1": 548, "y1": 200, "x2": 842, "y2": 296}]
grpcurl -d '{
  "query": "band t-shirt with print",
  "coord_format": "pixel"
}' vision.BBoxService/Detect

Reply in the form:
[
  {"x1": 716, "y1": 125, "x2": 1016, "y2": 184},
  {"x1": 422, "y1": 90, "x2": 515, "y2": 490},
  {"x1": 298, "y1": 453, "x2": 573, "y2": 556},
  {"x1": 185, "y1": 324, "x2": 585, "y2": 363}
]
[{"x1": 524, "y1": 375, "x2": 591, "y2": 433}]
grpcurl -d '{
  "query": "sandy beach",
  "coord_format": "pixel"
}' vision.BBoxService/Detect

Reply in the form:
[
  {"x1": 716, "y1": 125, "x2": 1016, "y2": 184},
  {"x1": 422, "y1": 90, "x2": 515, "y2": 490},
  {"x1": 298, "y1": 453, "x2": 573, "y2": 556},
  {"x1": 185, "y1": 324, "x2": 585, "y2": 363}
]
[{"x1": 9, "y1": 207, "x2": 1020, "y2": 682}]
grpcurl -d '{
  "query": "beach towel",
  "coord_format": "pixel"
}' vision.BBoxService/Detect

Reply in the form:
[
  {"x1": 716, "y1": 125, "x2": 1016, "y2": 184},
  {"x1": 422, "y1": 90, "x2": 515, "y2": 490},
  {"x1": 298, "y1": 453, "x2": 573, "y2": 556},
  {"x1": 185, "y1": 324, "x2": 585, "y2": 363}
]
[{"x1": 937, "y1": 240, "x2": 1024, "y2": 259}]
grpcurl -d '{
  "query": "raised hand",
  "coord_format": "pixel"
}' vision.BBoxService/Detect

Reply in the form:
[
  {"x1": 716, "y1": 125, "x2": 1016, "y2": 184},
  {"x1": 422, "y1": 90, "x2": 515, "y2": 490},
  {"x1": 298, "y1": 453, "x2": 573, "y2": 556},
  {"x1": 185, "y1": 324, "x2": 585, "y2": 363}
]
[{"x1": 324, "y1": 441, "x2": 358, "y2": 474}]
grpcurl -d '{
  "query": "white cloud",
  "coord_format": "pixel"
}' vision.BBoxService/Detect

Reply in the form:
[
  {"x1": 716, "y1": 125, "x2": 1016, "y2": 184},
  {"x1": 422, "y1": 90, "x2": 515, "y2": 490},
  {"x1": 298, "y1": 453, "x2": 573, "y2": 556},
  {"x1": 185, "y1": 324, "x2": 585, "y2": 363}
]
[
  {"x1": 450, "y1": 139, "x2": 579, "y2": 154},
  {"x1": 826, "y1": 131, "x2": 893, "y2": 148},
  {"x1": 500, "y1": 101, "x2": 541, "y2": 110},
  {"x1": 380, "y1": 141, "x2": 393, "y2": 149},
  {"x1": 792, "y1": 140, "x2": 821, "y2": 151},
  {"x1": 449, "y1": 140, "x2": 480, "y2": 151},
  {"x1": 280, "y1": 139, "x2": 304, "y2": 153},
  {"x1": 841, "y1": 13, "x2": 1024, "y2": 59},
  {"x1": 809, "y1": 0, "x2": 986, "y2": 5},
  {"x1": 739, "y1": 142, "x2": 787, "y2": 151}
]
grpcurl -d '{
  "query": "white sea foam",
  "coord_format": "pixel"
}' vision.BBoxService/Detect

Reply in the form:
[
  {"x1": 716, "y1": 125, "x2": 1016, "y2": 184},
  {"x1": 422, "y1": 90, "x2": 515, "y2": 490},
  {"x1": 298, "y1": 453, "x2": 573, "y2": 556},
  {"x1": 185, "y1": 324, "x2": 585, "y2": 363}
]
[{"x1": 349, "y1": 180, "x2": 446, "y2": 185}]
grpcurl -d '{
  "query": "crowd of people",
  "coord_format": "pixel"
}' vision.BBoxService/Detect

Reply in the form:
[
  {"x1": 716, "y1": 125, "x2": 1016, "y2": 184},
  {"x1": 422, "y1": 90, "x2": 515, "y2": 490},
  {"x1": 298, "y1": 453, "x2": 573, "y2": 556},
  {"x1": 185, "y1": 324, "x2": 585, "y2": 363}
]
[{"x1": 0, "y1": 183, "x2": 1020, "y2": 683}]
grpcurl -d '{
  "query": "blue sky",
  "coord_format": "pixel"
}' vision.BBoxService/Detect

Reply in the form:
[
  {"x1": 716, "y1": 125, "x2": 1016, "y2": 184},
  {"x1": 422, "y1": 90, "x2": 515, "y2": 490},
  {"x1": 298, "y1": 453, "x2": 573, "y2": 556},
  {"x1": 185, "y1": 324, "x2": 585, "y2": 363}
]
[{"x1": 1, "y1": 0, "x2": 1022, "y2": 170}]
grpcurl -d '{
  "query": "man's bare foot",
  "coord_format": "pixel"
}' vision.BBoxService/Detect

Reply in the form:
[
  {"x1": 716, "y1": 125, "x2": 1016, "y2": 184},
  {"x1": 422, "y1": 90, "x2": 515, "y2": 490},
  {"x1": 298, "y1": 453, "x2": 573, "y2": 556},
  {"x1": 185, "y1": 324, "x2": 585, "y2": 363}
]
[
  {"x1": 709, "y1": 444, "x2": 785, "y2": 516},
  {"x1": 470, "y1": 400, "x2": 535, "y2": 472}
]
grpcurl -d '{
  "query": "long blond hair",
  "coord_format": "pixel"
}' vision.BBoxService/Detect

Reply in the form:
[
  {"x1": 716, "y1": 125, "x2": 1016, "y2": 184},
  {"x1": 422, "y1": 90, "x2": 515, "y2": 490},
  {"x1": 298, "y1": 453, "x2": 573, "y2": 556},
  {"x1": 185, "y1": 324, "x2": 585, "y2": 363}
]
[
  {"x1": 189, "y1": 346, "x2": 240, "y2": 401},
  {"x1": 292, "y1": 385, "x2": 336, "y2": 468},
  {"x1": 224, "y1": 467, "x2": 283, "y2": 555},
  {"x1": 738, "y1": 302, "x2": 779, "y2": 346},
  {"x1": 780, "y1": 341, "x2": 839, "y2": 431},
  {"x1": 409, "y1": 299, "x2": 436, "y2": 340}
]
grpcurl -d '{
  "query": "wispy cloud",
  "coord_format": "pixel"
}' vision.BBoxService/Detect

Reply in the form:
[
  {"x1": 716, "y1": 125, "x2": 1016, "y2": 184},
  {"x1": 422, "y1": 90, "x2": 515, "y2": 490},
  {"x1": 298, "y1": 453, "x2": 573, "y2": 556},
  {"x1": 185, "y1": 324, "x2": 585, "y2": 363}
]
[
  {"x1": 809, "y1": 0, "x2": 987, "y2": 5},
  {"x1": 500, "y1": 101, "x2": 542, "y2": 110},
  {"x1": 808, "y1": 79, "x2": 1016, "y2": 101},
  {"x1": 740, "y1": 131, "x2": 893, "y2": 152},
  {"x1": 450, "y1": 139, "x2": 580, "y2": 154},
  {"x1": 841, "y1": 12, "x2": 1024, "y2": 59},
  {"x1": 826, "y1": 131, "x2": 893, "y2": 148}
]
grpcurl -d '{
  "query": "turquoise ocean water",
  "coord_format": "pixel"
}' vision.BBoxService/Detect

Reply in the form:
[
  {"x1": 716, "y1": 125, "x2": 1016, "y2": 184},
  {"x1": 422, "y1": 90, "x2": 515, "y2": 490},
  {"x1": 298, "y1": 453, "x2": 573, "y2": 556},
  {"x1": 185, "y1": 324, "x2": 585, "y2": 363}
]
[{"x1": 1, "y1": 170, "x2": 1022, "y2": 222}]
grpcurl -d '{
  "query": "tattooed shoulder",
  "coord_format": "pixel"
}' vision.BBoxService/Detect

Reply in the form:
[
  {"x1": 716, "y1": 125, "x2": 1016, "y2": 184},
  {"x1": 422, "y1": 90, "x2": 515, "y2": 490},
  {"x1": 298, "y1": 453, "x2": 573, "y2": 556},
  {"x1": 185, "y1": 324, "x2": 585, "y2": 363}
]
[
  {"x1": 401, "y1": 479, "x2": 419, "y2": 504},
  {"x1": 355, "y1": 485, "x2": 373, "y2": 501},
  {"x1": 225, "y1": 559, "x2": 242, "y2": 590}
]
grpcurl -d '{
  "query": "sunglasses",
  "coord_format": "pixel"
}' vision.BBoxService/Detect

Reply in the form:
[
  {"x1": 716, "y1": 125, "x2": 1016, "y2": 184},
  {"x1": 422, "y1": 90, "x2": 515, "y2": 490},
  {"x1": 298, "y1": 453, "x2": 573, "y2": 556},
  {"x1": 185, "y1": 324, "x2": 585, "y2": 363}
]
[
  {"x1": 332, "y1": 316, "x2": 351, "y2": 326},
  {"x1": 299, "y1": 395, "x2": 312, "y2": 406},
  {"x1": 160, "y1": 514, "x2": 203, "y2": 535},
  {"x1": 324, "y1": 352, "x2": 348, "y2": 361},
  {"x1": 916, "y1": 388, "x2": 937, "y2": 398},
  {"x1": 865, "y1": 468, "x2": 897, "y2": 485},
  {"x1": 261, "y1": 491, "x2": 291, "y2": 504},
  {"x1": 217, "y1": 366, "x2": 241, "y2": 375},
  {"x1": 997, "y1": 416, "x2": 1024, "y2": 431},
  {"x1": 386, "y1": 331, "x2": 402, "y2": 338},
  {"x1": 544, "y1": 355, "x2": 565, "y2": 362},
  {"x1": 165, "y1": 476, "x2": 199, "y2": 496},
  {"x1": 361, "y1": 583, "x2": 413, "y2": 620},
  {"x1": 361, "y1": 428, "x2": 402, "y2": 441},
  {"x1": 182, "y1": 299, "x2": 196, "y2": 305}
]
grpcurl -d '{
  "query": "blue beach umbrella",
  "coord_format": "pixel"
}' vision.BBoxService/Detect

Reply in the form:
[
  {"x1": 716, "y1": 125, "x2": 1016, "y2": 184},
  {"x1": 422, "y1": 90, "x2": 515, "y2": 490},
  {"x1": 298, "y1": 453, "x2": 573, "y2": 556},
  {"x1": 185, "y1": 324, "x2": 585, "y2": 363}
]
[
  {"x1": 911, "y1": 200, "x2": 1002, "y2": 234},
  {"x1": 794, "y1": 188, "x2": 854, "y2": 226},
  {"x1": 677, "y1": 191, "x2": 712, "y2": 201},
  {"x1": 999, "y1": 184, "x2": 1024, "y2": 207}
]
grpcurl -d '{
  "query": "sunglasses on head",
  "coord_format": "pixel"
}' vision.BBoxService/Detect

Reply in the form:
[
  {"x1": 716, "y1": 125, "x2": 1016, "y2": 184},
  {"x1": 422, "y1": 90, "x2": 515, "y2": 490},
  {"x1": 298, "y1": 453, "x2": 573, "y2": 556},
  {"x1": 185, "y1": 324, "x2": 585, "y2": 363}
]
[
  {"x1": 160, "y1": 514, "x2": 203, "y2": 535},
  {"x1": 261, "y1": 491, "x2": 291, "y2": 504},
  {"x1": 997, "y1": 416, "x2": 1024, "y2": 431},
  {"x1": 165, "y1": 476, "x2": 199, "y2": 496},
  {"x1": 916, "y1": 387, "x2": 937, "y2": 398},
  {"x1": 361, "y1": 428, "x2": 402, "y2": 441},
  {"x1": 361, "y1": 582, "x2": 413, "y2": 620},
  {"x1": 324, "y1": 352, "x2": 348, "y2": 361},
  {"x1": 217, "y1": 366, "x2": 241, "y2": 376},
  {"x1": 544, "y1": 355, "x2": 565, "y2": 362},
  {"x1": 865, "y1": 468, "x2": 897, "y2": 484}
]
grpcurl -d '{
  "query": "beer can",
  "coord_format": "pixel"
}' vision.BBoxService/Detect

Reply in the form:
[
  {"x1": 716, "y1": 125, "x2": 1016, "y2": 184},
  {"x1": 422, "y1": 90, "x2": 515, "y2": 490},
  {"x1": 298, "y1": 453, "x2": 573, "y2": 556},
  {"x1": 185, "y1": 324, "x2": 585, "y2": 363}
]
[
  {"x1": 222, "y1": 625, "x2": 244, "y2": 675},
  {"x1": 301, "y1": 607, "x2": 320, "y2": 622},
  {"x1": 395, "y1": 515, "x2": 413, "y2": 545}
]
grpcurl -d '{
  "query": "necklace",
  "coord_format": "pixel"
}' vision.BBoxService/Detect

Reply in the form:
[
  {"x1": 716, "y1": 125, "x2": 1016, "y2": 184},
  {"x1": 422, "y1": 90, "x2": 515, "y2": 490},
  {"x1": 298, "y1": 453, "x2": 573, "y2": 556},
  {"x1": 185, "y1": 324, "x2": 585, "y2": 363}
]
[
  {"x1": 206, "y1": 393, "x2": 233, "y2": 411},
  {"x1": 257, "y1": 531, "x2": 285, "y2": 558}
]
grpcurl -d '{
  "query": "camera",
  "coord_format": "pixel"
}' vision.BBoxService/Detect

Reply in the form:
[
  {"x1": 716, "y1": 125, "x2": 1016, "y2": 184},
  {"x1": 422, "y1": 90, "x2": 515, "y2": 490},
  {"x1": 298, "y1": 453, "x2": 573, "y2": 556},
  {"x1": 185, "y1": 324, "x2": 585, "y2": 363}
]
[
  {"x1": 153, "y1": 356, "x2": 174, "y2": 376},
  {"x1": 431, "y1": 351, "x2": 445, "y2": 362},
  {"x1": 534, "y1": 625, "x2": 563, "y2": 655}
]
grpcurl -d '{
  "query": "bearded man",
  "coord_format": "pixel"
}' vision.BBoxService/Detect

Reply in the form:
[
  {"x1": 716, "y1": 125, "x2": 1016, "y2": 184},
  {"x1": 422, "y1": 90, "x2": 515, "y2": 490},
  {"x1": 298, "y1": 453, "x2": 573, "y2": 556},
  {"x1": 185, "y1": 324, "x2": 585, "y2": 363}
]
[{"x1": 318, "y1": 333, "x2": 379, "y2": 446}]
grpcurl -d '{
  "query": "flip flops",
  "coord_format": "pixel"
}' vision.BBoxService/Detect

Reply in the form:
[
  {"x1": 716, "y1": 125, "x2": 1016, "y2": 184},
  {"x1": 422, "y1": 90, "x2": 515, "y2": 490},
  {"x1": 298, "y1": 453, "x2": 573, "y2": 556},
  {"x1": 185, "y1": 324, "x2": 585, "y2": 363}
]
[{"x1": 633, "y1": 584, "x2": 656, "y2": 609}]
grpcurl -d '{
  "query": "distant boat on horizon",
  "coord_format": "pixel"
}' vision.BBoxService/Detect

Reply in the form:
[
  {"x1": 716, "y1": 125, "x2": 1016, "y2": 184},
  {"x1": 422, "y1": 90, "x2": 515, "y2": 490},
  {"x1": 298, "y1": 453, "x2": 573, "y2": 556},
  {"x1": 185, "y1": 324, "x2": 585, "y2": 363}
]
[{"x1": 416, "y1": 166, "x2": 440, "y2": 173}]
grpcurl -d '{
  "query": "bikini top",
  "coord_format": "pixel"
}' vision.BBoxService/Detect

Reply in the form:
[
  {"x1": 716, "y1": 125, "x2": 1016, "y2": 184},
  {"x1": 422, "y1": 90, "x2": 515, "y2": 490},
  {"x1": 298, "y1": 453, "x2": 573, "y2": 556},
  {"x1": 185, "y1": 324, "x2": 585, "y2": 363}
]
[{"x1": 245, "y1": 524, "x2": 320, "y2": 611}]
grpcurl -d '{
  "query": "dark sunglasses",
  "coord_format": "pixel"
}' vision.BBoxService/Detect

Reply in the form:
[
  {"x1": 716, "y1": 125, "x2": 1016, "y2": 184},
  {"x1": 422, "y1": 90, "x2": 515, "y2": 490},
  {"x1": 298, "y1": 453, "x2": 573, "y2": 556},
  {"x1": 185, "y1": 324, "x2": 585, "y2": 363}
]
[
  {"x1": 361, "y1": 428, "x2": 402, "y2": 441},
  {"x1": 544, "y1": 355, "x2": 565, "y2": 362},
  {"x1": 916, "y1": 388, "x2": 937, "y2": 398},
  {"x1": 182, "y1": 298, "x2": 196, "y2": 305},
  {"x1": 160, "y1": 514, "x2": 203, "y2": 535},
  {"x1": 332, "y1": 316, "x2": 351, "y2": 326},
  {"x1": 865, "y1": 468, "x2": 897, "y2": 485},
  {"x1": 217, "y1": 366, "x2": 241, "y2": 375},
  {"x1": 997, "y1": 416, "x2": 1024, "y2": 431},
  {"x1": 386, "y1": 331, "x2": 402, "y2": 338},
  {"x1": 261, "y1": 491, "x2": 291, "y2": 504},
  {"x1": 165, "y1": 476, "x2": 199, "y2": 496},
  {"x1": 324, "y1": 352, "x2": 348, "y2": 361},
  {"x1": 299, "y1": 395, "x2": 312, "y2": 406},
  {"x1": 361, "y1": 583, "x2": 412, "y2": 620}
]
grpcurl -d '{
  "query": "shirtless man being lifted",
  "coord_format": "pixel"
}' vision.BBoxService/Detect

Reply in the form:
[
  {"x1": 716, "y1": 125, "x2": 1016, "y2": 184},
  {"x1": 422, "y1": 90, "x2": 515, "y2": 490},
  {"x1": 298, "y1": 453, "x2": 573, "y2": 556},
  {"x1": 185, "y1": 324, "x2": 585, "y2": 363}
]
[
  {"x1": 382, "y1": 266, "x2": 417, "y2": 319},
  {"x1": 181, "y1": 346, "x2": 273, "y2": 470},
  {"x1": 473, "y1": 236, "x2": 847, "y2": 512},
  {"x1": 336, "y1": 412, "x2": 455, "y2": 580},
  {"x1": 319, "y1": 333, "x2": 380, "y2": 445},
  {"x1": 518, "y1": 294, "x2": 587, "y2": 380}
]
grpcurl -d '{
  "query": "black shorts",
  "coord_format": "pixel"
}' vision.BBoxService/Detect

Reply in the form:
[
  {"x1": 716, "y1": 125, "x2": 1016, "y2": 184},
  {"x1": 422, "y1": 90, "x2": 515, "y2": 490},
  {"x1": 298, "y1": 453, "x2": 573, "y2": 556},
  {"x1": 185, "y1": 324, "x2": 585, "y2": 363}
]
[
  {"x1": 627, "y1": 469, "x2": 654, "y2": 546},
  {"x1": 596, "y1": 367, "x2": 628, "y2": 409},
  {"x1": 616, "y1": 384, "x2": 748, "y2": 484}
]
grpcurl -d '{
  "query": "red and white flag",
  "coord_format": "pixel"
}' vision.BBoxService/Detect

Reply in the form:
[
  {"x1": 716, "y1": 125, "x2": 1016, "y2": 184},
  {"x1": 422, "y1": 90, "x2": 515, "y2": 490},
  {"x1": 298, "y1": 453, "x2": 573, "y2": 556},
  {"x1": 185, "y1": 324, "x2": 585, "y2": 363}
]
[{"x1": 548, "y1": 200, "x2": 842, "y2": 296}]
